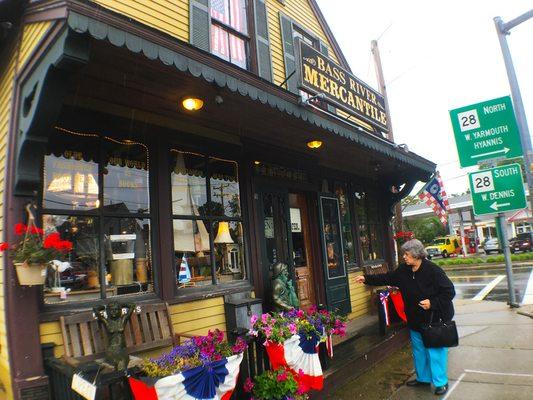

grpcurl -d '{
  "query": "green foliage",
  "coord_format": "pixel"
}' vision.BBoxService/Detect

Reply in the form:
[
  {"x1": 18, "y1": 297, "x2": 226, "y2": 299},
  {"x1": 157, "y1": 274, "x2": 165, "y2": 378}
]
[
  {"x1": 404, "y1": 217, "x2": 446, "y2": 245},
  {"x1": 249, "y1": 368, "x2": 308, "y2": 400}
]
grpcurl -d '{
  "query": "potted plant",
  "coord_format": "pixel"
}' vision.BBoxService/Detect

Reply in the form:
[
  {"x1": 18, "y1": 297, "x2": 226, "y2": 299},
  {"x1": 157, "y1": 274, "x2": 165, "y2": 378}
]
[
  {"x1": 250, "y1": 306, "x2": 347, "y2": 393},
  {"x1": 244, "y1": 367, "x2": 309, "y2": 400},
  {"x1": 0, "y1": 223, "x2": 73, "y2": 286},
  {"x1": 129, "y1": 329, "x2": 248, "y2": 399}
]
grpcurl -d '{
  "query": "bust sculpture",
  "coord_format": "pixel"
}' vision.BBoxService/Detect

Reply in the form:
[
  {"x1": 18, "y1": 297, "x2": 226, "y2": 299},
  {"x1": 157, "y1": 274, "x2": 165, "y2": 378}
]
[
  {"x1": 272, "y1": 262, "x2": 299, "y2": 311},
  {"x1": 93, "y1": 301, "x2": 135, "y2": 370}
]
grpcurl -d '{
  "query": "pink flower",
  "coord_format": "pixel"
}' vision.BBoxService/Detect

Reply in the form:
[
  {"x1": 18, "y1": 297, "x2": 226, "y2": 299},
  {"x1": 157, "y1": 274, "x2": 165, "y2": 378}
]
[
  {"x1": 250, "y1": 315, "x2": 258, "y2": 325},
  {"x1": 249, "y1": 329, "x2": 258, "y2": 337},
  {"x1": 296, "y1": 309, "x2": 305, "y2": 318},
  {"x1": 264, "y1": 326, "x2": 272, "y2": 338},
  {"x1": 277, "y1": 371, "x2": 288, "y2": 382},
  {"x1": 261, "y1": 313, "x2": 269, "y2": 324},
  {"x1": 289, "y1": 323, "x2": 297, "y2": 335},
  {"x1": 243, "y1": 377, "x2": 254, "y2": 393}
]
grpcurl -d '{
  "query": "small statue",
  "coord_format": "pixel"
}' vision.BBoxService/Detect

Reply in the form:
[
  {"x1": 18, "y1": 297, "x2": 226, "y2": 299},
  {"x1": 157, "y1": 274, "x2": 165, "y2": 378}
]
[
  {"x1": 93, "y1": 302, "x2": 135, "y2": 370},
  {"x1": 272, "y1": 262, "x2": 299, "y2": 311}
]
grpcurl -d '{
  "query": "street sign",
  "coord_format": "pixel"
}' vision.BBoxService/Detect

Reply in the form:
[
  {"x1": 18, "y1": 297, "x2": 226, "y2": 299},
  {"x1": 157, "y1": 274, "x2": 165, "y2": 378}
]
[
  {"x1": 468, "y1": 163, "x2": 526, "y2": 216},
  {"x1": 450, "y1": 96, "x2": 522, "y2": 167}
]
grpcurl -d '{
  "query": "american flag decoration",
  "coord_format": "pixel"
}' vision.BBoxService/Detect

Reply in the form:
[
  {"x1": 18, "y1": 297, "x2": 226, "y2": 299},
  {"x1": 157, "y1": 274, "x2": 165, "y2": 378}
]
[
  {"x1": 418, "y1": 172, "x2": 450, "y2": 226},
  {"x1": 210, "y1": 0, "x2": 246, "y2": 67}
]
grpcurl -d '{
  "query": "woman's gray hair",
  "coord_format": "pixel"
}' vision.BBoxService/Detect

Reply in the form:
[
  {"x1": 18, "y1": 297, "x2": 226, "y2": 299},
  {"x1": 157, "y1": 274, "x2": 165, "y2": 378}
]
[{"x1": 401, "y1": 239, "x2": 427, "y2": 259}]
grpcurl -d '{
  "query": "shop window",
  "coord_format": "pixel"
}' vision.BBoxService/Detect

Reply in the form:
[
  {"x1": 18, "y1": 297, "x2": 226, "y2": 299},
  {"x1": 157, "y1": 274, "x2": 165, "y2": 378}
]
[
  {"x1": 41, "y1": 127, "x2": 153, "y2": 305},
  {"x1": 515, "y1": 222, "x2": 531, "y2": 234},
  {"x1": 171, "y1": 150, "x2": 245, "y2": 288},
  {"x1": 210, "y1": 0, "x2": 248, "y2": 69},
  {"x1": 354, "y1": 190, "x2": 384, "y2": 262},
  {"x1": 334, "y1": 183, "x2": 356, "y2": 269}
]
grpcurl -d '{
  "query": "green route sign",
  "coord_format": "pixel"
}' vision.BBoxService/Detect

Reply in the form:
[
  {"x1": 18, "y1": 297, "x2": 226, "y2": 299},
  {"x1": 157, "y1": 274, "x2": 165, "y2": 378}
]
[
  {"x1": 468, "y1": 163, "x2": 526, "y2": 216},
  {"x1": 450, "y1": 96, "x2": 522, "y2": 167}
]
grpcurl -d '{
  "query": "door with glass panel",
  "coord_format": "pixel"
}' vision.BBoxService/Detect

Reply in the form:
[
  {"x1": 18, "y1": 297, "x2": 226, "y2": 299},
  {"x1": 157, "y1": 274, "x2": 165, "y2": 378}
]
[
  {"x1": 289, "y1": 193, "x2": 316, "y2": 310},
  {"x1": 256, "y1": 186, "x2": 316, "y2": 310},
  {"x1": 256, "y1": 186, "x2": 292, "y2": 308},
  {"x1": 318, "y1": 194, "x2": 351, "y2": 314}
]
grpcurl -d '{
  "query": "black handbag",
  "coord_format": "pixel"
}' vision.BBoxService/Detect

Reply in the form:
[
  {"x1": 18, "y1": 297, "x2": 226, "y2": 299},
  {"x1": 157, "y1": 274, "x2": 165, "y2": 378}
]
[{"x1": 420, "y1": 311, "x2": 459, "y2": 348}]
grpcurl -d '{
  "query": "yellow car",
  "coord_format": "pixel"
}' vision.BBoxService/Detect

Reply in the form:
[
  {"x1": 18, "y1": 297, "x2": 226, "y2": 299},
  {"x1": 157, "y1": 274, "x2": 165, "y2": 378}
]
[{"x1": 425, "y1": 236, "x2": 461, "y2": 259}]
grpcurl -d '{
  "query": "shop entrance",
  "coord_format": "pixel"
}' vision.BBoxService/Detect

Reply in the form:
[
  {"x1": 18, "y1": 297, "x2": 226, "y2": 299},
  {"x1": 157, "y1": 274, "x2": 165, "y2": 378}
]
[{"x1": 256, "y1": 186, "x2": 316, "y2": 310}]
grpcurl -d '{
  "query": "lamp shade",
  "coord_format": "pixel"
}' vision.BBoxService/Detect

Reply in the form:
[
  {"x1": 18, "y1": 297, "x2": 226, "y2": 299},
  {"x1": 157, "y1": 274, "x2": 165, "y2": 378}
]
[{"x1": 214, "y1": 222, "x2": 234, "y2": 244}]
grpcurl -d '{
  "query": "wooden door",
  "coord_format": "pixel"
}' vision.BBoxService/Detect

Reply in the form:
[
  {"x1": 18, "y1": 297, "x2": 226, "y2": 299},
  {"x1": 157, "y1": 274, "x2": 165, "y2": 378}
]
[
  {"x1": 318, "y1": 194, "x2": 351, "y2": 314},
  {"x1": 289, "y1": 193, "x2": 316, "y2": 310}
]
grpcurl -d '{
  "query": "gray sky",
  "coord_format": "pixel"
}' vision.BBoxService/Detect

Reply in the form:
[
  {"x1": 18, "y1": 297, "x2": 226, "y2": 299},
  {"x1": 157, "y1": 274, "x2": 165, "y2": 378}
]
[{"x1": 316, "y1": 0, "x2": 532, "y2": 195}]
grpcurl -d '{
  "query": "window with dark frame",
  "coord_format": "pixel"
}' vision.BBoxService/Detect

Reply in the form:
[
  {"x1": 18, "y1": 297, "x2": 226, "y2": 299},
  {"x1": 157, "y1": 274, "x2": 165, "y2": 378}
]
[
  {"x1": 210, "y1": 0, "x2": 249, "y2": 69},
  {"x1": 40, "y1": 127, "x2": 154, "y2": 305},
  {"x1": 354, "y1": 190, "x2": 384, "y2": 262},
  {"x1": 170, "y1": 149, "x2": 246, "y2": 288}
]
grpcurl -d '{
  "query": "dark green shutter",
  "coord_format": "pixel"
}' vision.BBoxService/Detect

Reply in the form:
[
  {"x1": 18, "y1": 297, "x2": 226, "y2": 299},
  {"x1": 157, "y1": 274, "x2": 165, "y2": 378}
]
[
  {"x1": 190, "y1": 0, "x2": 210, "y2": 52},
  {"x1": 279, "y1": 13, "x2": 298, "y2": 93},
  {"x1": 319, "y1": 40, "x2": 336, "y2": 114},
  {"x1": 254, "y1": 0, "x2": 272, "y2": 81}
]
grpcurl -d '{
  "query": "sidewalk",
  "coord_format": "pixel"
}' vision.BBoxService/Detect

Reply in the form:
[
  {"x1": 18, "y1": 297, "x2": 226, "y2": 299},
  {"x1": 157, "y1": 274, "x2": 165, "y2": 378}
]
[{"x1": 326, "y1": 299, "x2": 533, "y2": 399}]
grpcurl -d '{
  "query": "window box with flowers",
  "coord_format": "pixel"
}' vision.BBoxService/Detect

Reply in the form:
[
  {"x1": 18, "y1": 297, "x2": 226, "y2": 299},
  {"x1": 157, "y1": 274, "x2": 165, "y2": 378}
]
[
  {"x1": 1, "y1": 222, "x2": 73, "y2": 286},
  {"x1": 128, "y1": 329, "x2": 248, "y2": 399}
]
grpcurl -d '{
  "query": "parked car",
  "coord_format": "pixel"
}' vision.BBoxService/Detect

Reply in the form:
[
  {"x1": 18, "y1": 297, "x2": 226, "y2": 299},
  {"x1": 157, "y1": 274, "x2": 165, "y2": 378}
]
[
  {"x1": 425, "y1": 235, "x2": 461, "y2": 259},
  {"x1": 509, "y1": 232, "x2": 533, "y2": 253},
  {"x1": 482, "y1": 238, "x2": 501, "y2": 254}
]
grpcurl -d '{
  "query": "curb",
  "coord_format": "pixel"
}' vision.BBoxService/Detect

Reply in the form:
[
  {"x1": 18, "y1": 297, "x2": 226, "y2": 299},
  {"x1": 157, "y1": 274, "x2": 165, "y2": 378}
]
[{"x1": 439, "y1": 260, "x2": 533, "y2": 271}]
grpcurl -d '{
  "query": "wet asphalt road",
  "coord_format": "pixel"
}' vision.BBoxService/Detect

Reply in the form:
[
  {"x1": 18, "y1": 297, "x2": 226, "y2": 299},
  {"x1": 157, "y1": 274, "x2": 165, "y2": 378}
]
[{"x1": 445, "y1": 263, "x2": 533, "y2": 304}]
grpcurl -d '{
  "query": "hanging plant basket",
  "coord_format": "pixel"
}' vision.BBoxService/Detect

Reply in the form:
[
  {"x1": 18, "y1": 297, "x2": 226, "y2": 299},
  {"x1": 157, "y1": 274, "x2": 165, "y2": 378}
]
[{"x1": 14, "y1": 262, "x2": 47, "y2": 286}]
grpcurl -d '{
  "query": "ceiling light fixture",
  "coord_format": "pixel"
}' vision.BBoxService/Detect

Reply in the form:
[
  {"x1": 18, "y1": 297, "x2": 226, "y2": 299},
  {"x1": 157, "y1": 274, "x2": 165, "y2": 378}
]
[
  {"x1": 307, "y1": 140, "x2": 323, "y2": 149},
  {"x1": 182, "y1": 97, "x2": 204, "y2": 111}
]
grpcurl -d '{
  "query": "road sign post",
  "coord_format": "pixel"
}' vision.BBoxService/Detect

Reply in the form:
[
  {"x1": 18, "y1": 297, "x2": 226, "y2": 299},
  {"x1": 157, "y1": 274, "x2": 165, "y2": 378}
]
[
  {"x1": 468, "y1": 164, "x2": 527, "y2": 216},
  {"x1": 496, "y1": 213, "x2": 518, "y2": 307},
  {"x1": 450, "y1": 96, "x2": 522, "y2": 167}
]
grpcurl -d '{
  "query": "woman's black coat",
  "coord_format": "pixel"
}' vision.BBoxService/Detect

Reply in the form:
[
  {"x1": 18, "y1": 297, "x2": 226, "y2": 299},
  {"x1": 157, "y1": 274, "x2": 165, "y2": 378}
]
[{"x1": 364, "y1": 259, "x2": 455, "y2": 331}]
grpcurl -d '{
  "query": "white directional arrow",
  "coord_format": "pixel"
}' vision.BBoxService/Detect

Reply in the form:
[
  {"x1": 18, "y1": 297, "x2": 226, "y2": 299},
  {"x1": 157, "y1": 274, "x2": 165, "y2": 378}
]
[
  {"x1": 490, "y1": 201, "x2": 511, "y2": 211},
  {"x1": 471, "y1": 147, "x2": 510, "y2": 159}
]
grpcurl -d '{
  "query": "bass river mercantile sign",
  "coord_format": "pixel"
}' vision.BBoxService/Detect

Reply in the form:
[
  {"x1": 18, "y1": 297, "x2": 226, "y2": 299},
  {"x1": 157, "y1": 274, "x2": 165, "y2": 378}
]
[{"x1": 296, "y1": 40, "x2": 388, "y2": 133}]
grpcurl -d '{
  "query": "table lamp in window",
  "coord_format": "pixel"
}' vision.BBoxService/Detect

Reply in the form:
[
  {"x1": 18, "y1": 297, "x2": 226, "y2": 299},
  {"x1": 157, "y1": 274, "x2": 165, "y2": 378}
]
[{"x1": 214, "y1": 222, "x2": 234, "y2": 273}]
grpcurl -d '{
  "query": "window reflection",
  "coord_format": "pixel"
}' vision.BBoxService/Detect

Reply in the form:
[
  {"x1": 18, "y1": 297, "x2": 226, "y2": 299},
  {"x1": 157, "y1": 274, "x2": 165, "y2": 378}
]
[
  {"x1": 104, "y1": 138, "x2": 149, "y2": 214},
  {"x1": 43, "y1": 215, "x2": 100, "y2": 304},
  {"x1": 171, "y1": 151, "x2": 207, "y2": 216},
  {"x1": 210, "y1": 158, "x2": 240, "y2": 218}
]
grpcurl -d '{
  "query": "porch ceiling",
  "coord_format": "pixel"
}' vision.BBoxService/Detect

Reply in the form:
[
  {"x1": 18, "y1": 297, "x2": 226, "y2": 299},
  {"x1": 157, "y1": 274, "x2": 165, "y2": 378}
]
[{"x1": 64, "y1": 10, "x2": 435, "y2": 180}]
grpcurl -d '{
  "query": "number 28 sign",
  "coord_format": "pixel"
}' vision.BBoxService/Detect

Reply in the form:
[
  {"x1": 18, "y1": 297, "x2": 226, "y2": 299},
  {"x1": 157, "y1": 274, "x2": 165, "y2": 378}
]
[
  {"x1": 468, "y1": 164, "x2": 526, "y2": 215},
  {"x1": 450, "y1": 96, "x2": 522, "y2": 167}
]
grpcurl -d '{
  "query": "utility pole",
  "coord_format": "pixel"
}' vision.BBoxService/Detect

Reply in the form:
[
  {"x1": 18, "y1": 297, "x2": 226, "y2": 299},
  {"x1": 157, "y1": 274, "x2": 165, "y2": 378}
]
[
  {"x1": 372, "y1": 40, "x2": 404, "y2": 235},
  {"x1": 494, "y1": 10, "x2": 531, "y2": 307},
  {"x1": 494, "y1": 11, "x2": 533, "y2": 211}
]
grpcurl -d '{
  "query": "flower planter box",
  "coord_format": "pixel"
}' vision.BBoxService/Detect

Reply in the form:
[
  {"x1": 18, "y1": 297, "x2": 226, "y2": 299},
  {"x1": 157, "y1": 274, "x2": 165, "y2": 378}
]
[{"x1": 15, "y1": 262, "x2": 47, "y2": 286}]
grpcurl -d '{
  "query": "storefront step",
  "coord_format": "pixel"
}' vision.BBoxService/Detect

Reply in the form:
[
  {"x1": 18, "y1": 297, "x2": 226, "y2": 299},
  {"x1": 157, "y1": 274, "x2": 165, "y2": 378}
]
[{"x1": 315, "y1": 322, "x2": 409, "y2": 398}]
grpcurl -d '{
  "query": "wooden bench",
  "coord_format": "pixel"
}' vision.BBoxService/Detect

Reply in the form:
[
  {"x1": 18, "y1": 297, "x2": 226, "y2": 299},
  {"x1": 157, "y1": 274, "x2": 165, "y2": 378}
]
[
  {"x1": 59, "y1": 302, "x2": 177, "y2": 366},
  {"x1": 44, "y1": 302, "x2": 189, "y2": 399}
]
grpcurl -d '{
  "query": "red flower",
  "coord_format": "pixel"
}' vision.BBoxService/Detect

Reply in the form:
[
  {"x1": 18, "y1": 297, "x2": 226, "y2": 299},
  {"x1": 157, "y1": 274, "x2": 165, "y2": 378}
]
[
  {"x1": 43, "y1": 233, "x2": 61, "y2": 249},
  {"x1": 29, "y1": 226, "x2": 44, "y2": 235},
  {"x1": 14, "y1": 223, "x2": 27, "y2": 236},
  {"x1": 56, "y1": 241, "x2": 73, "y2": 252},
  {"x1": 0, "y1": 243, "x2": 9, "y2": 251}
]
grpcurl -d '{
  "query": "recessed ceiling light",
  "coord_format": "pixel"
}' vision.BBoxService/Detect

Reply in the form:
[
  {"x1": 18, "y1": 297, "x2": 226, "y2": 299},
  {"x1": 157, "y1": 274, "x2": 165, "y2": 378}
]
[{"x1": 182, "y1": 97, "x2": 204, "y2": 111}]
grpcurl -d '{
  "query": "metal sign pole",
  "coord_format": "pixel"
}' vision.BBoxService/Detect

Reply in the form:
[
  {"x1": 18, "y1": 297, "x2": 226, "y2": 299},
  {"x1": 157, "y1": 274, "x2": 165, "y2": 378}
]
[
  {"x1": 496, "y1": 213, "x2": 518, "y2": 307},
  {"x1": 494, "y1": 12, "x2": 533, "y2": 210}
]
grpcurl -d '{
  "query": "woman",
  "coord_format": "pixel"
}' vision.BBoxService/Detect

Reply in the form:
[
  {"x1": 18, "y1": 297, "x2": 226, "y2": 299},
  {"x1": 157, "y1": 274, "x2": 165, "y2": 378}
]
[{"x1": 355, "y1": 239, "x2": 455, "y2": 395}]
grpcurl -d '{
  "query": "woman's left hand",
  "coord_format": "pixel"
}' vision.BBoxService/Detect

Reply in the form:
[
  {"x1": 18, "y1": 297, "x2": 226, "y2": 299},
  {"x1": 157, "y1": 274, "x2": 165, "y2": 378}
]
[{"x1": 419, "y1": 299, "x2": 431, "y2": 310}]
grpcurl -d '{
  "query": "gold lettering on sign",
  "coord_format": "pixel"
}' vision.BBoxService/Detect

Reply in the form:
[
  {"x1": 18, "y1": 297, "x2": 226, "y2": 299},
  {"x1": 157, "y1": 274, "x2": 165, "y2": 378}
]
[{"x1": 299, "y1": 42, "x2": 388, "y2": 131}]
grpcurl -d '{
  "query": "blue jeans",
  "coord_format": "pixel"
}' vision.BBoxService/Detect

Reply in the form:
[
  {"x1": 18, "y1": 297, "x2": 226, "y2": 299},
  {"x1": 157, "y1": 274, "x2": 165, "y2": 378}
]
[{"x1": 410, "y1": 330, "x2": 448, "y2": 387}]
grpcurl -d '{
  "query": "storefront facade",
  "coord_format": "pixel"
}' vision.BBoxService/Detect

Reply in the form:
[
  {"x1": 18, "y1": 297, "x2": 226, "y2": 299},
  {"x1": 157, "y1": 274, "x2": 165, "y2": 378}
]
[{"x1": 0, "y1": 0, "x2": 434, "y2": 398}]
